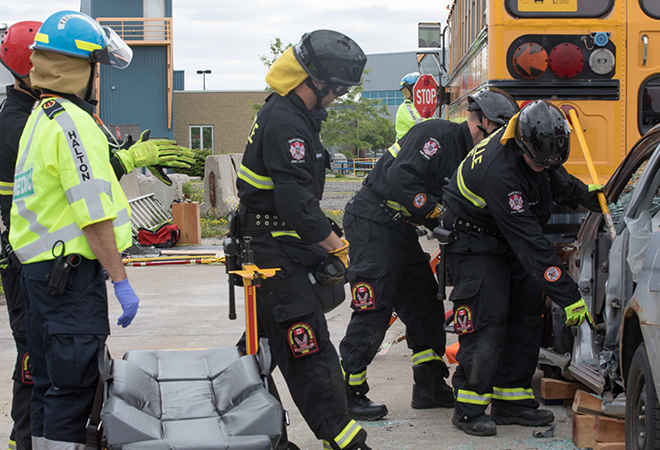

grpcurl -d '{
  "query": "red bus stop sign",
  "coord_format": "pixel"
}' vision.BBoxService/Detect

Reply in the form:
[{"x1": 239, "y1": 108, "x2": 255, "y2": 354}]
[{"x1": 413, "y1": 75, "x2": 438, "y2": 118}]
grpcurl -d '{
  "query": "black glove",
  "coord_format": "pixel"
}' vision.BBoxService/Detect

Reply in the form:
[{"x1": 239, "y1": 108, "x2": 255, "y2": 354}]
[
  {"x1": 315, "y1": 254, "x2": 347, "y2": 286},
  {"x1": 581, "y1": 184, "x2": 604, "y2": 213}
]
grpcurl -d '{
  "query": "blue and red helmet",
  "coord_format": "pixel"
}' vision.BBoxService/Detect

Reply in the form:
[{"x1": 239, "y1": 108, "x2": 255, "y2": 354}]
[{"x1": 32, "y1": 10, "x2": 132, "y2": 69}]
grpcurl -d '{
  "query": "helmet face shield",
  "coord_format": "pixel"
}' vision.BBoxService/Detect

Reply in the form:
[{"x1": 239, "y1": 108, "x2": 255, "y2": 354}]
[{"x1": 97, "y1": 27, "x2": 132, "y2": 69}]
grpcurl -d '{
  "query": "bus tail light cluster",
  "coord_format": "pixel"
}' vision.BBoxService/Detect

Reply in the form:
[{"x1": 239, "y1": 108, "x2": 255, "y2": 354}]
[
  {"x1": 508, "y1": 35, "x2": 615, "y2": 81},
  {"x1": 549, "y1": 43, "x2": 584, "y2": 78}
]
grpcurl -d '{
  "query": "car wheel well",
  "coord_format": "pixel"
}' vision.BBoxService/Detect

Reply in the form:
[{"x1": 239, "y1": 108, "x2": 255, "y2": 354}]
[{"x1": 622, "y1": 312, "x2": 644, "y2": 384}]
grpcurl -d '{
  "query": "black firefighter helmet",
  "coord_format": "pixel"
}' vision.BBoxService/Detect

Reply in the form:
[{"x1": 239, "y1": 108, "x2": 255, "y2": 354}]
[
  {"x1": 293, "y1": 30, "x2": 367, "y2": 88},
  {"x1": 515, "y1": 100, "x2": 571, "y2": 167},
  {"x1": 467, "y1": 87, "x2": 520, "y2": 126}
]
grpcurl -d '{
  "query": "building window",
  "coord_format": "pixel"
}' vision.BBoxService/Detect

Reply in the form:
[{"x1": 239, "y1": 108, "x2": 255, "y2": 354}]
[
  {"x1": 190, "y1": 125, "x2": 213, "y2": 151},
  {"x1": 361, "y1": 90, "x2": 405, "y2": 106}
]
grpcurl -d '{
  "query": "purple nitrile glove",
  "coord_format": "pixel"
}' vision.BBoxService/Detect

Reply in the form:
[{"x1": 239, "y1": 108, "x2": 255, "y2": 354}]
[{"x1": 112, "y1": 278, "x2": 140, "y2": 328}]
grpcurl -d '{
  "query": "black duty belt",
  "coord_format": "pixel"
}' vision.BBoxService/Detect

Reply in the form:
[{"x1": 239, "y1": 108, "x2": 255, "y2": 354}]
[
  {"x1": 454, "y1": 219, "x2": 504, "y2": 239},
  {"x1": 440, "y1": 206, "x2": 504, "y2": 239},
  {"x1": 239, "y1": 208, "x2": 291, "y2": 234},
  {"x1": 357, "y1": 186, "x2": 410, "y2": 223}
]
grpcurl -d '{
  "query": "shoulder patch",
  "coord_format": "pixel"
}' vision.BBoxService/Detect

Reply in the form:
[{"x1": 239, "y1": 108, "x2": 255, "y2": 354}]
[
  {"x1": 42, "y1": 99, "x2": 65, "y2": 120},
  {"x1": 289, "y1": 138, "x2": 306, "y2": 163},
  {"x1": 419, "y1": 138, "x2": 440, "y2": 160},
  {"x1": 508, "y1": 190, "x2": 525, "y2": 214}
]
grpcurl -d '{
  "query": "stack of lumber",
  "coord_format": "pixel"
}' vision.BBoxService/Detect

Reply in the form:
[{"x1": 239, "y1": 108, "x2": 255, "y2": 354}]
[
  {"x1": 540, "y1": 379, "x2": 625, "y2": 449},
  {"x1": 572, "y1": 390, "x2": 625, "y2": 449}
]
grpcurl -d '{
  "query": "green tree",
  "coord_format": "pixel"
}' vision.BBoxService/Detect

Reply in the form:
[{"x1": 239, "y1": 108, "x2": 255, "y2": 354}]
[{"x1": 322, "y1": 79, "x2": 396, "y2": 158}]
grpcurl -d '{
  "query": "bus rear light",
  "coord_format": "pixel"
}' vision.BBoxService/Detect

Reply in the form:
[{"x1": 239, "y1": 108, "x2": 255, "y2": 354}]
[
  {"x1": 512, "y1": 43, "x2": 548, "y2": 79},
  {"x1": 549, "y1": 43, "x2": 584, "y2": 78},
  {"x1": 589, "y1": 48, "x2": 615, "y2": 75}
]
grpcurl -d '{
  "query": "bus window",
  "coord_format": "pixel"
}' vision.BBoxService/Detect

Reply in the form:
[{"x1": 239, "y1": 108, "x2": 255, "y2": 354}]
[
  {"x1": 640, "y1": 0, "x2": 660, "y2": 19},
  {"x1": 505, "y1": 0, "x2": 614, "y2": 18},
  {"x1": 640, "y1": 76, "x2": 660, "y2": 135}
]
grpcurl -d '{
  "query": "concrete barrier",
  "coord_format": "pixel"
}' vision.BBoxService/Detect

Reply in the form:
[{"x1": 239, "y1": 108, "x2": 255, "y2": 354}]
[
  {"x1": 137, "y1": 173, "x2": 190, "y2": 210},
  {"x1": 119, "y1": 170, "x2": 141, "y2": 200},
  {"x1": 203, "y1": 154, "x2": 241, "y2": 217}
]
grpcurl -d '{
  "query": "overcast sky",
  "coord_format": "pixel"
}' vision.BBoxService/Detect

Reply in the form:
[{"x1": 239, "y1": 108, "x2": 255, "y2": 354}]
[{"x1": 3, "y1": 1, "x2": 450, "y2": 91}]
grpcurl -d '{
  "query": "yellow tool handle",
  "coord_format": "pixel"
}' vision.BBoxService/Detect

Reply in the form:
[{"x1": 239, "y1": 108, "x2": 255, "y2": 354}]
[{"x1": 568, "y1": 109, "x2": 617, "y2": 240}]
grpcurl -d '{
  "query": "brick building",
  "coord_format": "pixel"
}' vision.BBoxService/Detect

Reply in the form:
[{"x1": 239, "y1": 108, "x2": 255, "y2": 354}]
[{"x1": 173, "y1": 90, "x2": 268, "y2": 154}]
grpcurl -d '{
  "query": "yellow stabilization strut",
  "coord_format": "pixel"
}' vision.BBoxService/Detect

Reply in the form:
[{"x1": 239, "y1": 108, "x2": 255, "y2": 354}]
[{"x1": 568, "y1": 109, "x2": 617, "y2": 240}]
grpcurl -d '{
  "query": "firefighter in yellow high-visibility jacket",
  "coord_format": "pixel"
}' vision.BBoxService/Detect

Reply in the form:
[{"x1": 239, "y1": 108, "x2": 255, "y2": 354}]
[
  {"x1": 395, "y1": 72, "x2": 422, "y2": 140},
  {"x1": 9, "y1": 11, "x2": 139, "y2": 449}
]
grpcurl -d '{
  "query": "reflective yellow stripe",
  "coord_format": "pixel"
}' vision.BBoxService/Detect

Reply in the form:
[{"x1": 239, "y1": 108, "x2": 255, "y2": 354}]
[
  {"x1": 340, "y1": 362, "x2": 366, "y2": 386},
  {"x1": 271, "y1": 231, "x2": 300, "y2": 239},
  {"x1": 0, "y1": 181, "x2": 13, "y2": 196},
  {"x1": 411, "y1": 349, "x2": 442, "y2": 366},
  {"x1": 492, "y1": 386, "x2": 534, "y2": 401},
  {"x1": 8, "y1": 438, "x2": 16, "y2": 450},
  {"x1": 75, "y1": 39, "x2": 103, "y2": 52},
  {"x1": 457, "y1": 161, "x2": 487, "y2": 208},
  {"x1": 238, "y1": 164, "x2": 274, "y2": 190},
  {"x1": 388, "y1": 142, "x2": 401, "y2": 158},
  {"x1": 347, "y1": 370, "x2": 367, "y2": 386},
  {"x1": 335, "y1": 420, "x2": 362, "y2": 449},
  {"x1": 386, "y1": 200, "x2": 411, "y2": 216},
  {"x1": 456, "y1": 389, "x2": 492, "y2": 405},
  {"x1": 322, "y1": 440, "x2": 332, "y2": 450},
  {"x1": 35, "y1": 33, "x2": 49, "y2": 44}
]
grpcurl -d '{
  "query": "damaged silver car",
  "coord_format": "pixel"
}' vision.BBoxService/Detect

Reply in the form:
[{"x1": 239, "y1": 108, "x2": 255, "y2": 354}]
[{"x1": 543, "y1": 124, "x2": 660, "y2": 450}]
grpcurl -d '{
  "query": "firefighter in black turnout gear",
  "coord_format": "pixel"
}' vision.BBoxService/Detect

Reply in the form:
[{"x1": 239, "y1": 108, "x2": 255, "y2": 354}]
[
  {"x1": 339, "y1": 88, "x2": 520, "y2": 419},
  {"x1": 442, "y1": 101, "x2": 599, "y2": 436},
  {"x1": 235, "y1": 30, "x2": 371, "y2": 450}
]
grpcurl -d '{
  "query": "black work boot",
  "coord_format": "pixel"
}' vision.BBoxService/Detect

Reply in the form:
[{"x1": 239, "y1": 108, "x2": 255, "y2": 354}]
[
  {"x1": 346, "y1": 384, "x2": 388, "y2": 421},
  {"x1": 411, "y1": 360, "x2": 454, "y2": 409},
  {"x1": 452, "y1": 409, "x2": 497, "y2": 436},
  {"x1": 490, "y1": 402, "x2": 554, "y2": 426}
]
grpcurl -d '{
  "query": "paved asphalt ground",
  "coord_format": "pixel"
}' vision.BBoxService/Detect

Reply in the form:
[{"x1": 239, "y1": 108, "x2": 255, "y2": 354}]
[{"x1": 0, "y1": 178, "x2": 580, "y2": 449}]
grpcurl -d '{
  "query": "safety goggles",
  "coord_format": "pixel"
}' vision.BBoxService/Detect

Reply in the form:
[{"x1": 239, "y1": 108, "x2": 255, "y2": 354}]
[{"x1": 331, "y1": 84, "x2": 349, "y2": 97}]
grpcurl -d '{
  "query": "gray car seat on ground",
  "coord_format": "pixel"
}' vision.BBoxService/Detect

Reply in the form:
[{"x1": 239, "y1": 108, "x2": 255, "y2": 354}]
[{"x1": 100, "y1": 340, "x2": 283, "y2": 450}]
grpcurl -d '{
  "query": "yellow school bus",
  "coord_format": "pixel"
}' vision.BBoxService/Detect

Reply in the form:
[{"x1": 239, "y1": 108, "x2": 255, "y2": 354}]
[{"x1": 420, "y1": 0, "x2": 660, "y2": 184}]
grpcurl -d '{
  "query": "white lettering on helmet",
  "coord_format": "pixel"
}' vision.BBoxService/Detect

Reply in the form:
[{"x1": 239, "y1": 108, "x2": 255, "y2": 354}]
[{"x1": 58, "y1": 14, "x2": 103, "y2": 32}]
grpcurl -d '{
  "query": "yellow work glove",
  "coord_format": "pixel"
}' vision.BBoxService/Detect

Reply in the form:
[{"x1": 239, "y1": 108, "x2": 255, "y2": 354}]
[
  {"x1": 426, "y1": 203, "x2": 442, "y2": 220},
  {"x1": 316, "y1": 238, "x2": 349, "y2": 286},
  {"x1": 329, "y1": 238, "x2": 349, "y2": 266},
  {"x1": 114, "y1": 130, "x2": 195, "y2": 185},
  {"x1": 564, "y1": 298, "x2": 596, "y2": 328}
]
